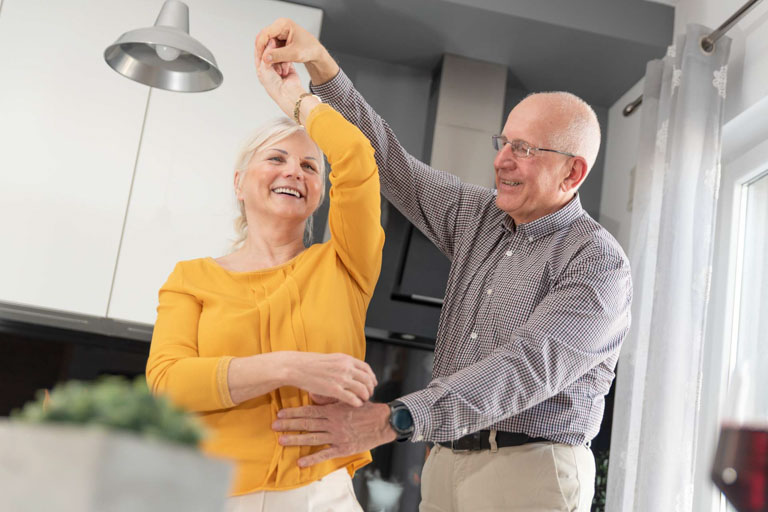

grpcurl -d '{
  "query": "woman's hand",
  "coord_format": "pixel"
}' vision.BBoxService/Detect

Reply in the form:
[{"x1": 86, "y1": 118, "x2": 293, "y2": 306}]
[
  {"x1": 228, "y1": 351, "x2": 376, "y2": 406},
  {"x1": 255, "y1": 18, "x2": 340, "y2": 85},
  {"x1": 283, "y1": 352, "x2": 378, "y2": 407},
  {"x1": 309, "y1": 393, "x2": 338, "y2": 405},
  {"x1": 255, "y1": 38, "x2": 306, "y2": 118}
]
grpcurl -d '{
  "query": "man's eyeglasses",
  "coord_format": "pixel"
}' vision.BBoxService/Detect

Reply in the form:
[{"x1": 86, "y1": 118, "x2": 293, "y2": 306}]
[{"x1": 491, "y1": 135, "x2": 577, "y2": 159}]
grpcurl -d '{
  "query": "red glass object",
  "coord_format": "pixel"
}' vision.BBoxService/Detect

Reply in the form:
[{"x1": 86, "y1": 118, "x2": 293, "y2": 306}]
[{"x1": 712, "y1": 424, "x2": 768, "y2": 512}]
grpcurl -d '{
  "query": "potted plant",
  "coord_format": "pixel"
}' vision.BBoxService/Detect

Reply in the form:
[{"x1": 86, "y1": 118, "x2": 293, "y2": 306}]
[
  {"x1": 0, "y1": 376, "x2": 233, "y2": 512},
  {"x1": 592, "y1": 449, "x2": 610, "y2": 511}
]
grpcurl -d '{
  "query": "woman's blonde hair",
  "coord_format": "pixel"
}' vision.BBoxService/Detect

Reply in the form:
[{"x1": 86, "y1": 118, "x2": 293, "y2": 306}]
[{"x1": 232, "y1": 117, "x2": 327, "y2": 249}]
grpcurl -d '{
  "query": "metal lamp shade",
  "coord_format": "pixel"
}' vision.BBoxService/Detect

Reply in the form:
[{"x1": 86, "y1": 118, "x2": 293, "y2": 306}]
[{"x1": 104, "y1": 0, "x2": 222, "y2": 92}]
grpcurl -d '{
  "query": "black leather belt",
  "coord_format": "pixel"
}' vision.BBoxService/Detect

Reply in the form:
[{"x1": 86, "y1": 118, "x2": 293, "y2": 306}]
[{"x1": 438, "y1": 430, "x2": 549, "y2": 452}]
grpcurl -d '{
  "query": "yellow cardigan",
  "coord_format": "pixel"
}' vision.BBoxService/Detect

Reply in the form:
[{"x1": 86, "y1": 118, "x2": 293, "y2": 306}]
[{"x1": 146, "y1": 105, "x2": 384, "y2": 495}]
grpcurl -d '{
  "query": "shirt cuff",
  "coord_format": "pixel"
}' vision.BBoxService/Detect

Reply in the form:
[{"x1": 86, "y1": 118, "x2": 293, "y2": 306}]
[
  {"x1": 216, "y1": 356, "x2": 235, "y2": 408},
  {"x1": 398, "y1": 386, "x2": 447, "y2": 442},
  {"x1": 309, "y1": 68, "x2": 354, "y2": 103}
]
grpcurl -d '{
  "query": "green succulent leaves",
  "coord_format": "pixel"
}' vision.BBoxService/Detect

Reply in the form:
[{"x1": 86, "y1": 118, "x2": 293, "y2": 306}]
[{"x1": 13, "y1": 376, "x2": 206, "y2": 447}]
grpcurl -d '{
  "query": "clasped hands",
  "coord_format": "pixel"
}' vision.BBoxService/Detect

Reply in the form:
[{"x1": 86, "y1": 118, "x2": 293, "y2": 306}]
[
  {"x1": 273, "y1": 394, "x2": 396, "y2": 468},
  {"x1": 254, "y1": 18, "x2": 340, "y2": 120},
  {"x1": 269, "y1": 352, "x2": 395, "y2": 467},
  {"x1": 261, "y1": 350, "x2": 395, "y2": 467},
  {"x1": 270, "y1": 353, "x2": 396, "y2": 468},
  {"x1": 271, "y1": 352, "x2": 396, "y2": 467}
]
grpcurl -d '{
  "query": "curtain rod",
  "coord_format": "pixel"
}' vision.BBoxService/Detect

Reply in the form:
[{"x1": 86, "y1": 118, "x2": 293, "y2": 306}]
[{"x1": 623, "y1": 0, "x2": 764, "y2": 117}]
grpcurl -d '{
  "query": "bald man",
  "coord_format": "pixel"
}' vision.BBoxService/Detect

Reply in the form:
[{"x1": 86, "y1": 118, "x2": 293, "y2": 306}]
[{"x1": 259, "y1": 19, "x2": 632, "y2": 512}]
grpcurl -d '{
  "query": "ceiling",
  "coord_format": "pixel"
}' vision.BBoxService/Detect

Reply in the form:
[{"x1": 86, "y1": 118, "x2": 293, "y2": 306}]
[{"x1": 286, "y1": 0, "x2": 675, "y2": 107}]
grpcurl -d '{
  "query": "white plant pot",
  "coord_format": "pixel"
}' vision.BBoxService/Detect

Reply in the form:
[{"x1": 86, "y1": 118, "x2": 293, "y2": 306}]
[{"x1": 0, "y1": 421, "x2": 233, "y2": 512}]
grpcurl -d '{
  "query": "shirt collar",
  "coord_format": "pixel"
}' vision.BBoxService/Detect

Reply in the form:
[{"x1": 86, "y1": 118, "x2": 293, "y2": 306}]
[{"x1": 501, "y1": 194, "x2": 584, "y2": 240}]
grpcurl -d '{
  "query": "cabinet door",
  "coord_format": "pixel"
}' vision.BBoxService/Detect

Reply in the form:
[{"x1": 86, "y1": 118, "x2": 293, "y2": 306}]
[
  {"x1": 0, "y1": 0, "x2": 153, "y2": 316},
  {"x1": 106, "y1": 0, "x2": 323, "y2": 324}
]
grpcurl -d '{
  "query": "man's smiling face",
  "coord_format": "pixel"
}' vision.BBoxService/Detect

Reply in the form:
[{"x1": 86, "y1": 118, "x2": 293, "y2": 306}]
[{"x1": 493, "y1": 96, "x2": 578, "y2": 225}]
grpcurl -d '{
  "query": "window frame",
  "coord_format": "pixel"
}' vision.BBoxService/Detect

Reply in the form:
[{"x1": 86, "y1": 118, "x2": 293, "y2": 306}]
[{"x1": 693, "y1": 97, "x2": 768, "y2": 512}]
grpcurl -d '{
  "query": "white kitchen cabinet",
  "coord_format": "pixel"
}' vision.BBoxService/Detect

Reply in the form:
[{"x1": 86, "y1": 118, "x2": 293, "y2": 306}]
[
  {"x1": 106, "y1": 0, "x2": 322, "y2": 325},
  {"x1": 0, "y1": 0, "x2": 322, "y2": 330},
  {"x1": 0, "y1": 0, "x2": 155, "y2": 316}
]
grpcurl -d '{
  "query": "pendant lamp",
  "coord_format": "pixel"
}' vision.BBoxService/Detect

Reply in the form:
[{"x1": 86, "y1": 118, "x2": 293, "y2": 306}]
[{"x1": 104, "y1": 0, "x2": 223, "y2": 92}]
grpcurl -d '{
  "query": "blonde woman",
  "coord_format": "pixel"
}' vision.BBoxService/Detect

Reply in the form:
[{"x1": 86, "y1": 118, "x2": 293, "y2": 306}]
[{"x1": 146, "y1": 42, "x2": 384, "y2": 510}]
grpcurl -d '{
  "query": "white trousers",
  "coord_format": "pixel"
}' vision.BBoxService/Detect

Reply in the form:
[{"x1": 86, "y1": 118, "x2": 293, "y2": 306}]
[
  {"x1": 420, "y1": 442, "x2": 595, "y2": 512},
  {"x1": 225, "y1": 469, "x2": 363, "y2": 512}
]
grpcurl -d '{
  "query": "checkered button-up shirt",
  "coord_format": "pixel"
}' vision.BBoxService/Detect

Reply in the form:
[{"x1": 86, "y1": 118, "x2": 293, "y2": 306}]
[{"x1": 312, "y1": 70, "x2": 632, "y2": 446}]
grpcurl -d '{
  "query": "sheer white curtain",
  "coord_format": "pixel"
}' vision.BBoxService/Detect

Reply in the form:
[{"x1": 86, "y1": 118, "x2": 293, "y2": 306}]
[{"x1": 606, "y1": 24, "x2": 732, "y2": 511}]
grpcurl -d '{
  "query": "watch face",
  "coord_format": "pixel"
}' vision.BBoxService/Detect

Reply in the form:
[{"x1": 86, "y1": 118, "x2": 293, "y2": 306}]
[{"x1": 392, "y1": 407, "x2": 413, "y2": 432}]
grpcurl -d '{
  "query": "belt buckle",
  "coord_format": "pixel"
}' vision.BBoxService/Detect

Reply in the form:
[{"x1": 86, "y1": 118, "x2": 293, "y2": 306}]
[
  {"x1": 450, "y1": 432, "x2": 480, "y2": 453},
  {"x1": 450, "y1": 439, "x2": 471, "y2": 453}
]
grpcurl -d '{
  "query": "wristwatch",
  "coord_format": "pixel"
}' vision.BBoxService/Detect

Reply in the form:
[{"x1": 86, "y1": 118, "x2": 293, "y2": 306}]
[{"x1": 388, "y1": 400, "x2": 414, "y2": 441}]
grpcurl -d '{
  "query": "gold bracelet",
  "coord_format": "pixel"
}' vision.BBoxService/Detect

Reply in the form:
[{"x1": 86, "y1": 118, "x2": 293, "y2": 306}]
[{"x1": 293, "y1": 93, "x2": 320, "y2": 126}]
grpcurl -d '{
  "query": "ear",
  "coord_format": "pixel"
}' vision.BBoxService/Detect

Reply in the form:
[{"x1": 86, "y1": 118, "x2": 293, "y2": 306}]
[
  {"x1": 561, "y1": 157, "x2": 588, "y2": 192},
  {"x1": 234, "y1": 170, "x2": 244, "y2": 200}
]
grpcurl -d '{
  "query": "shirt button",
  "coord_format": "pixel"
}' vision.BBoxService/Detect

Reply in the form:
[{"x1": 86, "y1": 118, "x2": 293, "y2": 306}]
[
  {"x1": 528, "y1": 236, "x2": 534, "y2": 243},
  {"x1": 414, "y1": 435, "x2": 423, "y2": 442},
  {"x1": 470, "y1": 332, "x2": 478, "y2": 339},
  {"x1": 486, "y1": 288, "x2": 493, "y2": 295},
  {"x1": 461, "y1": 428, "x2": 468, "y2": 435},
  {"x1": 505, "y1": 250, "x2": 512, "y2": 257}
]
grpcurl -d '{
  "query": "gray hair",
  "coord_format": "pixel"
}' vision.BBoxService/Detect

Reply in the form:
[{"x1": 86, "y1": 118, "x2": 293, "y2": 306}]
[
  {"x1": 231, "y1": 117, "x2": 327, "y2": 250},
  {"x1": 525, "y1": 91, "x2": 601, "y2": 172}
]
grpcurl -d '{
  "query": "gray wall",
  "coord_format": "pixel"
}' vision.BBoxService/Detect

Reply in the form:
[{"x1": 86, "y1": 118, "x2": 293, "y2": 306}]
[
  {"x1": 331, "y1": 51, "x2": 445, "y2": 340},
  {"x1": 334, "y1": 51, "x2": 432, "y2": 160},
  {"x1": 583, "y1": 105, "x2": 608, "y2": 220}
]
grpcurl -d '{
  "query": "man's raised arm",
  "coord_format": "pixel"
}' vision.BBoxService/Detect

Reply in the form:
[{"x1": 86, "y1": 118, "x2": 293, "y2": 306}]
[{"x1": 255, "y1": 18, "x2": 493, "y2": 260}]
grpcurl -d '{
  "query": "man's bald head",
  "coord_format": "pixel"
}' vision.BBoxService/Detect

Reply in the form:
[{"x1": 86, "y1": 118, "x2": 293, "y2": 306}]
[
  {"x1": 495, "y1": 91, "x2": 601, "y2": 223},
  {"x1": 516, "y1": 92, "x2": 601, "y2": 173}
]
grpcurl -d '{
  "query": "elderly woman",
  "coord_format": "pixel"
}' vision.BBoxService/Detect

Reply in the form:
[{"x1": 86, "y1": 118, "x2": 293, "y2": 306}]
[{"x1": 145, "y1": 40, "x2": 384, "y2": 510}]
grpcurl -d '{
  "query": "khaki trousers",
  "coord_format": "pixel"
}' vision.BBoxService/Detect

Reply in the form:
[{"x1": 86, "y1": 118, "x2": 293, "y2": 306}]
[
  {"x1": 420, "y1": 441, "x2": 595, "y2": 512},
  {"x1": 225, "y1": 468, "x2": 363, "y2": 512}
]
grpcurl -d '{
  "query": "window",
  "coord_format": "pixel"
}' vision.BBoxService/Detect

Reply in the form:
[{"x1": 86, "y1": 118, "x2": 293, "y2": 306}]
[
  {"x1": 718, "y1": 170, "x2": 768, "y2": 512},
  {"x1": 730, "y1": 171, "x2": 768, "y2": 377},
  {"x1": 694, "y1": 119, "x2": 768, "y2": 512}
]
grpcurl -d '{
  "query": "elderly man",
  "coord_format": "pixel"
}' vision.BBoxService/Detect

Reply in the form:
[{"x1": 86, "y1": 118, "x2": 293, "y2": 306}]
[{"x1": 259, "y1": 18, "x2": 632, "y2": 512}]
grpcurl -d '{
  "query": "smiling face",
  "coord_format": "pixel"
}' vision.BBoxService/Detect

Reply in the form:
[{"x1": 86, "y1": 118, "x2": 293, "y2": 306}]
[
  {"x1": 236, "y1": 130, "x2": 324, "y2": 229},
  {"x1": 493, "y1": 95, "x2": 590, "y2": 225}
]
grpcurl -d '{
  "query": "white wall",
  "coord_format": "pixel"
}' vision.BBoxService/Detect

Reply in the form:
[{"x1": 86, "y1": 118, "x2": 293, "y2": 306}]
[
  {"x1": 599, "y1": 79, "x2": 644, "y2": 251},
  {"x1": 106, "y1": 0, "x2": 322, "y2": 325},
  {"x1": 600, "y1": 0, "x2": 768, "y2": 249},
  {"x1": 0, "y1": 0, "x2": 322, "y2": 331},
  {"x1": 0, "y1": 0, "x2": 156, "y2": 317},
  {"x1": 674, "y1": 0, "x2": 768, "y2": 123}
]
